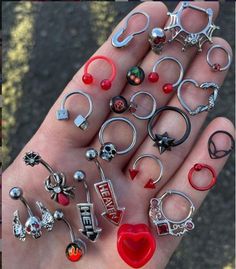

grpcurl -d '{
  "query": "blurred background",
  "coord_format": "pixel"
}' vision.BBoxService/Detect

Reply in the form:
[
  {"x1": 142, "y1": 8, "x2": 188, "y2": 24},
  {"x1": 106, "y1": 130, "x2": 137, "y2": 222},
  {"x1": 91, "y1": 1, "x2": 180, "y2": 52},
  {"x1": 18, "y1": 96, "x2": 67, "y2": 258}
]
[{"x1": 2, "y1": 2, "x2": 235, "y2": 269}]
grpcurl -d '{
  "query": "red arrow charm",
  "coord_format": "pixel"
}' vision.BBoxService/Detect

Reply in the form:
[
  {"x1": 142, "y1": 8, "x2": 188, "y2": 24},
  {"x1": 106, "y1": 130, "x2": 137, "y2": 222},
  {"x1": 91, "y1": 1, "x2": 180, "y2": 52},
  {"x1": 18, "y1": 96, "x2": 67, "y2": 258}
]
[
  {"x1": 144, "y1": 179, "x2": 156, "y2": 189},
  {"x1": 129, "y1": 169, "x2": 139, "y2": 180},
  {"x1": 103, "y1": 209, "x2": 124, "y2": 226},
  {"x1": 94, "y1": 179, "x2": 125, "y2": 226}
]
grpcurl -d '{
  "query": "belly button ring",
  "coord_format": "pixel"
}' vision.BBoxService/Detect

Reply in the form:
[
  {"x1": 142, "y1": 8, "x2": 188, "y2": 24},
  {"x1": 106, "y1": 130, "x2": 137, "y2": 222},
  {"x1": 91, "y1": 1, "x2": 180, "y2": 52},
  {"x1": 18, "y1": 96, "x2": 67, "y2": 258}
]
[
  {"x1": 9, "y1": 187, "x2": 54, "y2": 241},
  {"x1": 74, "y1": 170, "x2": 102, "y2": 242},
  {"x1": 54, "y1": 209, "x2": 86, "y2": 262},
  {"x1": 23, "y1": 151, "x2": 75, "y2": 206}
]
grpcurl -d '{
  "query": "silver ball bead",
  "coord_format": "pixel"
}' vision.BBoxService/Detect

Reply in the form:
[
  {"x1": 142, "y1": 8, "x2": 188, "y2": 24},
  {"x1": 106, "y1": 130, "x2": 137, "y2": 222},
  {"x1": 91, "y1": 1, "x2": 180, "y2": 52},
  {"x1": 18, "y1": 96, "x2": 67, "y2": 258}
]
[
  {"x1": 85, "y1": 148, "x2": 98, "y2": 161},
  {"x1": 9, "y1": 187, "x2": 23, "y2": 200},
  {"x1": 149, "y1": 27, "x2": 165, "y2": 41},
  {"x1": 54, "y1": 209, "x2": 64, "y2": 220},
  {"x1": 74, "y1": 170, "x2": 86, "y2": 182}
]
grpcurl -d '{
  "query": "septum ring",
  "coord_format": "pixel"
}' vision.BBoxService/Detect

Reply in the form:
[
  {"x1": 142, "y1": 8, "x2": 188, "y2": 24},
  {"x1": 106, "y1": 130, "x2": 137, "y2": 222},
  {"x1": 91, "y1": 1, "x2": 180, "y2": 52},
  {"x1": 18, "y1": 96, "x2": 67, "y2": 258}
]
[
  {"x1": 188, "y1": 163, "x2": 217, "y2": 191},
  {"x1": 56, "y1": 90, "x2": 93, "y2": 130},
  {"x1": 112, "y1": 11, "x2": 150, "y2": 48},
  {"x1": 129, "y1": 154, "x2": 163, "y2": 189},
  {"x1": 148, "y1": 106, "x2": 191, "y2": 154},
  {"x1": 206, "y1": 45, "x2": 232, "y2": 72},
  {"x1": 99, "y1": 117, "x2": 137, "y2": 162},
  {"x1": 110, "y1": 91, "x2": 157, "y2": 120},
  {"x1": 164, "y1": 2, "x2": 219, "y2": 52},
  {"x1": 148, "y1": 56, "x2": 184, "y2": 94},
  {"x1": 149, "y1": 190, "x2": 195, "y2": 236},
  {"x1": 82, "y1": 55, "x2": 116, "y2": 91}
]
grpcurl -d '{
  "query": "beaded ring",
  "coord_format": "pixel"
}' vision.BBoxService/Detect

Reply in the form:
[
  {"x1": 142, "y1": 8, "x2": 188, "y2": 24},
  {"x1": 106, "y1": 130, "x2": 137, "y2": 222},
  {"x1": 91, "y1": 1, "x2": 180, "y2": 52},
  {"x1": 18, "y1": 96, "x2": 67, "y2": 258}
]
[{"x1": 82, "y1": 55, "x2": 116, "y2": 90}]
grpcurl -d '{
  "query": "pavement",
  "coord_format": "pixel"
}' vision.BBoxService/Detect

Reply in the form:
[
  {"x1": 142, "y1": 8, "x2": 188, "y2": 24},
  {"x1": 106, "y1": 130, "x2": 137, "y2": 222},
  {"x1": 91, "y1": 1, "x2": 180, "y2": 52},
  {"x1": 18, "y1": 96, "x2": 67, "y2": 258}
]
[{"x1": 2, "y1": 2, "x2": 235, "y2": 269}]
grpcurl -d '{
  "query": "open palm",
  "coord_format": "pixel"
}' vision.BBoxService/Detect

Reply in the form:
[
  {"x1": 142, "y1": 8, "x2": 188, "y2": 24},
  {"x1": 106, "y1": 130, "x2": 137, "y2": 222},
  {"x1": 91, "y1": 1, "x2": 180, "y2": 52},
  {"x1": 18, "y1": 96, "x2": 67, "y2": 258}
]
[{"x1": 3, "y1": 2, "x2": 234, "y2": 269}]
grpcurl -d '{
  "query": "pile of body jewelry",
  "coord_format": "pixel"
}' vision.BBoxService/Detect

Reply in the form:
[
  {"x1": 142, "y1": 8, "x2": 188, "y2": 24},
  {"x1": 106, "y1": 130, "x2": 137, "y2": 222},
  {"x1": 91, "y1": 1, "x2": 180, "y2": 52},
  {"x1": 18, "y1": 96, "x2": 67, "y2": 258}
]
[{"x1": 9, "y1": 3, "x2": 234, "y2": 268}]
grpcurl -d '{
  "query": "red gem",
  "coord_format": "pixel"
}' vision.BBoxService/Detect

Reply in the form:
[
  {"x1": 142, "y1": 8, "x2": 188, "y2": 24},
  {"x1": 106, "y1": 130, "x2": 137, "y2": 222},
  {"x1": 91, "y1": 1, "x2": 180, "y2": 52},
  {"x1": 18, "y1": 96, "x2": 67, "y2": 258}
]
[
  {"x1": 100, "y1": 79, "x2": 111, "y2": 90},
  {"x1": 82, "y1": 73, "x2": 93, "y2": 84},
  {"x1": 58, "y1": 193, "x2": 70, "y2": 206},
  {"x1": 144, "y1": 179, "x2": 156, "y2": 189},
  {"x1": 66, "y1": 243, "x2": 83, "y2": 262},
  {"x1": 148, "y1": 72, "x2": 159, "y2": 83},
  {"x1": 129, "y1": 169, "x2": 139, "y2": 180},
  {"x1": 212, "y1": 63, "x2": 221, "y2": 72},
  {"x1": 154, "y1": 36, "x2": 166, "y2": 45},
  {"x1": 162, "y1": 83, "x2": 173, "y2": 94},
  {"x1": 26, "y1": 226, "x2": 31, "y2": 233},
  {"x1": 186, "y1": 222, "x2": 194, "y2": 230},
  {"x1": 157, "y1": 223, "x2": 169, "y2": 235},
  {"x1": 194, "y1": 163, "x2": 202, "y2": 171}
]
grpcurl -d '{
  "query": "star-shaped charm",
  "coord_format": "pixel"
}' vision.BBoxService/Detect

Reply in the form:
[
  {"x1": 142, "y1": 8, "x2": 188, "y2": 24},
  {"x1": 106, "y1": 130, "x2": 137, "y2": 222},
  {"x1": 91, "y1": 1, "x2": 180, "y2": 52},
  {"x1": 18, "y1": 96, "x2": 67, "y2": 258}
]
[{"x1": 153, "y1": 132, "x2": 175, "y2": 154}]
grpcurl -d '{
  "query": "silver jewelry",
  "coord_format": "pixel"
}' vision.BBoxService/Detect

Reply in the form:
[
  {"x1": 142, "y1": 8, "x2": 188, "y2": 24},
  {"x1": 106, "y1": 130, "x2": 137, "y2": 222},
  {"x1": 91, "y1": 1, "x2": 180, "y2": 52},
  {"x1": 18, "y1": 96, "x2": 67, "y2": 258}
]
[
  {"x1": 149, "y1": 27, "x2": 166, "y2": 54},
  {"x1": 23, "y1": 151, "x2": 75, "y2": 205},
  {"x1": 9, "y1": 187, "x2": 54, "y2": 241},
  {"x1": 150, "y1": 56, "x2": 184, "y2": 93},
  {"x1": 85, "y1": 148, "x2": 125, "y2": 226},
  {"x1": 56, "y1": 90, "x2": 93, "y2": 130},
  {"x1": 129, "y1": 154, "x2": 163, "y2": 189},
  {"x1": 177, "y1": 79, "x2": 219, "y2": 116},
  {"x1": 110, "y1": 91, "x2": 157, "y2": 120},
  {"x1": 74, "y1": 170, "x2": 102, "y2": 242},
  {"x1": 165, "y1": 2, "x2": 219, "y2": 52},
  {"x1": 206, "y1": 45, "x2": 232, "y2": 72},
  {"x1": 149, "y1": 190, "x2": 195, "y2": 236},
  {"x1": 99, "y1": 117, "x2": 137, "y2": 162},
  {"x1": 54, "y1": 209, "x2": 86, "y2": 262},
  {"x1": 112, "y1": 11, "x2": 150, "y2": 48}
]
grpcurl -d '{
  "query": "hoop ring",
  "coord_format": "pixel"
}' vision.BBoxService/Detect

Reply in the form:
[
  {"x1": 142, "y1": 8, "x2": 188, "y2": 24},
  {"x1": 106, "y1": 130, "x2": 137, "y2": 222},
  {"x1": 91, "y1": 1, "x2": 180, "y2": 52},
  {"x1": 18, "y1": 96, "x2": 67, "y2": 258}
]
[{"x1": 188, "y1": 163, "x2": 216, "y2": 191}]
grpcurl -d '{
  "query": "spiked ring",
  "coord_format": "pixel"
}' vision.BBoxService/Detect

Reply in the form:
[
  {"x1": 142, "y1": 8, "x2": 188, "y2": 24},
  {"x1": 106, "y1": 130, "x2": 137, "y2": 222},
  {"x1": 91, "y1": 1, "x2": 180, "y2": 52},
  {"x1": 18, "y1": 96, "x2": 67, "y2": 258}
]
[{"x1": 147, "y1": 106, "x2": 191, "y2": 154}]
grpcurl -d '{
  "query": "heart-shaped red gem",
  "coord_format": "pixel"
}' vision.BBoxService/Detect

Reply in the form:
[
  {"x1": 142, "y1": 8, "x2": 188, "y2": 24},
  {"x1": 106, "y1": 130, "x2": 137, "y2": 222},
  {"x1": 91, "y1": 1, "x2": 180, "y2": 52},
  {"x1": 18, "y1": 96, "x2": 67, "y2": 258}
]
[{"x1": 117, "y1": 224, "x2": 156, "y2": 268}]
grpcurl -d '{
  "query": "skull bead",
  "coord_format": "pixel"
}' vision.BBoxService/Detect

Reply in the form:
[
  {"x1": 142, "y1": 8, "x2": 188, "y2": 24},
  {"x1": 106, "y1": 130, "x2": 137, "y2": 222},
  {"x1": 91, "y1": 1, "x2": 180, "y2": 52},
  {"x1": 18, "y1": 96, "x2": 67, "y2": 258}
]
[
  {"x1": 99, "y1": 142, "x2": 117, "y2": 162},
  {"x1": 25, "y1": 216, "x2": 42, "y2": 239},
  {"x1": 149, "y1": 27, "x2": 166, "y2": 54}
]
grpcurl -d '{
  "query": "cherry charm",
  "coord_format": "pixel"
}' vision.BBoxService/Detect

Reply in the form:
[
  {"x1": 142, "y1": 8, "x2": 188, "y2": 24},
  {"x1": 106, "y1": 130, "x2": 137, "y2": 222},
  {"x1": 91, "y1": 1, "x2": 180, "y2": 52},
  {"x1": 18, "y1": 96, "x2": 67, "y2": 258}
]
[{"x1": 126, "y1": 66, "x2": 145, "y2": 86}]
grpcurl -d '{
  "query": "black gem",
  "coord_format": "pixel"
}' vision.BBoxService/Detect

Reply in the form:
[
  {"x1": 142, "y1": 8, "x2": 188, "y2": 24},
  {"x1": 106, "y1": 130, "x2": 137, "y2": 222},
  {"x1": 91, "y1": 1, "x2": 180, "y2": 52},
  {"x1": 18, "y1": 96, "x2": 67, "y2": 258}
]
[{"x1": 154, "y1": 132, "x2": 175, "y2": 154}]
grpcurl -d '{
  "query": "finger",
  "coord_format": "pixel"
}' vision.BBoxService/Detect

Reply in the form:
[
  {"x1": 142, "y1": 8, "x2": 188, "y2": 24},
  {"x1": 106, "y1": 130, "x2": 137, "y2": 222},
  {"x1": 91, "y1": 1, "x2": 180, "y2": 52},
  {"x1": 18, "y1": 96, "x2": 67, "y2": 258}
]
[
  {"x1": 148, "y1": 117, "x2": 235, "y2": 269},
  {"x1": 91, "y1": 1, "x2": 220, "y2": 168},
  {"x1": 123, "y1": 37, "x2": 232, "y2": 205},
  {"x1": 35, "y1": 2, "x2": 168, "y2": 149}
]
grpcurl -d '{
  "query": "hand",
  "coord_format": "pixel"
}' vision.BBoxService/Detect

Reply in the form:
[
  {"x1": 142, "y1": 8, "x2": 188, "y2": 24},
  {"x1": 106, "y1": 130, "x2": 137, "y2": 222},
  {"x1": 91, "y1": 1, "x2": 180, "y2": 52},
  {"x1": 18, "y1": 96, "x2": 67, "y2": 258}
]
[{"x1": 3, "y1": 2, "x2": 234, "y2": 269}]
